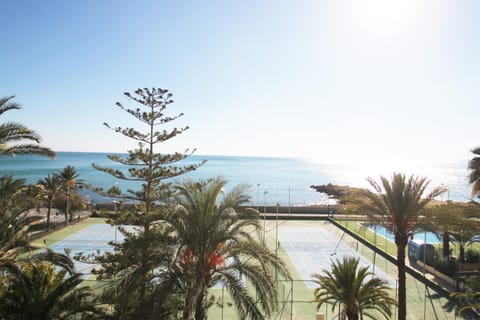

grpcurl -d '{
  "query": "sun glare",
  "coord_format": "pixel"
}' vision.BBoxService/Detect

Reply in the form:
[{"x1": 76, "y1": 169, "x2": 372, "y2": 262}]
[{"x1": 350, "y1": 0, "x2": 430, "y2": 34}]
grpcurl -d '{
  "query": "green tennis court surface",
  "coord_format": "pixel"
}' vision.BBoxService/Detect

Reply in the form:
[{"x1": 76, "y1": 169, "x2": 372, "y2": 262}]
[
  {"x1": 280, "y1": 226, "x2": 395, "y2": 288},
  {"x1": 41, "y1": 219, "x2": 461, "y2": 319}
]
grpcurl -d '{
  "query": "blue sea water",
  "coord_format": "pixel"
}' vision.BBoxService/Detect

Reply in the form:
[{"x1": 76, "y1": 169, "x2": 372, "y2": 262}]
[{"x1": 0, "y1": 152, "x2": 473, "y2": 206}]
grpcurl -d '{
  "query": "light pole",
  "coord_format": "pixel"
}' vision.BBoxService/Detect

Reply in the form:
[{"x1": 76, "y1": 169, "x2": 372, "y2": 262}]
[
  {"x1": 423, "y1": 230, "x2": 427, "y2": 320},
  {"x1": 256, "y1": 184, "x2": 260, "y2": 212},
  {"x1": 288, "y1": 186, "x2": 291, "y2": 216},
  {"x1": 112, "y1": 200, "x2": 119, "y2": 253},
  {"x1": 263, "y1": 191, "x2": 268, "y2": 245},
  {"x1": 86, "y1": 194, "x2": 92, "y2": 216},
  {"x1": 441, "y1": 183, "x2": 450, "y2": 201},
  {"x1": 113, "y1": 200, "x2": 118, "y2": 214},
  {"x1": 373, "y1": 225, "x2": 377, "y2": 274},
  {"x1": 275, "y1": 202, "x2": 280, "y2": 284}
]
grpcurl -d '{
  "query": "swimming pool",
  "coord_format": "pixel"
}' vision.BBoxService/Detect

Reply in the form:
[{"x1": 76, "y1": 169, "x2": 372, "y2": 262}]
[{"x1": 366, "y1": 224, "x2": 440, "y2": 243}]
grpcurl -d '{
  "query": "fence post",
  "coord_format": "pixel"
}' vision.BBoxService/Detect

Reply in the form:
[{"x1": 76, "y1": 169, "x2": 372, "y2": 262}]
[{"x1": 290, "y1": 279, "x2": 293, "y2": 319}]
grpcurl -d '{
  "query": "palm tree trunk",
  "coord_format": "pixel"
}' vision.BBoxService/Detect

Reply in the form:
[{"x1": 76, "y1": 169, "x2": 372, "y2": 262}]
[
  {"x1": 183, "y1": 287, "x2": 196, "y2": 320},
  {"x1": 47, "y1": 199, "x2": 53, "y2": 231},
  {"x1": 66, "y1": 186, "x2": 71, "y2": 223},
  {"x1": 194, "y1": 287, "x2": 208, "y2": 320},
  {"x1": 460, "y1": 244, "x2": 465, "y2": 262},
  {"x1": 397, "y1": 240, "x2": 407, "y2": 320},
  {"x1": 183, "y1": 272, "x2": 207, "y2": 320},
  {"x1": 442, "y1": 231, "x2": 450, "y2": 259}
]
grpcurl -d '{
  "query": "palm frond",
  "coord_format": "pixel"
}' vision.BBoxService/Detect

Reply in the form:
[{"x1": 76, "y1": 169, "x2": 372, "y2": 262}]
[
  {"x1": 0, "y1": 95, "x2": 21, "y2": 115},
  {"x1": 0, "y1": 96, "x2": 56, "y2": 158},
  {"x1": 312, "y1": 256, "x2": 395, "y2": 320}
]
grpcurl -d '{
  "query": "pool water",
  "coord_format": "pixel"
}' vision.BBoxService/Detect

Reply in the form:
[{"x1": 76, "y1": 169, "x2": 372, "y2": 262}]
[{"x1": 366, "y1": 225, "x2": 440, "y2": 244}]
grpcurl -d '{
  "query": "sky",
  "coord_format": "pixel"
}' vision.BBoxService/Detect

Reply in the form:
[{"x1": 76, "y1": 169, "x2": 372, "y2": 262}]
[{"x1": 1, "y1": 0, "x2": 479, "y2": 166}]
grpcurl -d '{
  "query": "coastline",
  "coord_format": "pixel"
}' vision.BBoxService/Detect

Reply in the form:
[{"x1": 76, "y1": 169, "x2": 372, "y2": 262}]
[{"x1": 1, "y1": 152, "x2": 473, "y2": 205}]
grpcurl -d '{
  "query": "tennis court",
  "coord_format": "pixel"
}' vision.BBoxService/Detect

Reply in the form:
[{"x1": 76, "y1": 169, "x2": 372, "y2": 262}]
[
  {"x1": 280, "y1": 226, "x2": 395, "y2": 288},
  {"x1": 49, "y1": 224, "x2": 132, "y2": 277},
  {"x1": 272, "y1": 220, "x2": 460, "y2": 320},
  {"x1": 44, "y1": 219, "x2": 460, "y2": 319}
]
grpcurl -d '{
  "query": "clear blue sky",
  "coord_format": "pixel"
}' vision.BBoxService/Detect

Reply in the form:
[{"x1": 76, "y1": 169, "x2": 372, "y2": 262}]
[{"x1": 1, "y1": 0, "x2": 479, "y2": 166}]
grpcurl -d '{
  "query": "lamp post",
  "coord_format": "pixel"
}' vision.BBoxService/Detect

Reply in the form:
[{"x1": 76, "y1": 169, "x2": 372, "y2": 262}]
[
  {"x1": 275, "y1": 202, "x2": 280, "y2": 284},
  {"x1": 112, "y1": 200, "x2": 119, "y2": 252},
  {"x1": 256, "y1": 184, "x2": 260, "y2": 212},
  {"x1": 86, "y1": 194, "x2": 92, "y2": 216},
  {"x1": 441, "y1": 183, "x2": 450, "y2": 201},
  {"x1": 112, "y1": 200, "x2": 118, "y2": 215},
  {"x1": 423, "y1": 230, "x2": 427, "y2": 320},
  {"x1": 288, "y1": 186, "x2": 291, "y2": 216},
  {"x1": 263, "y1": 191, "x2": 268, "y2": 245},
  {"x1": 373, "y1": 225, "x2": 377, "y2": 274}
]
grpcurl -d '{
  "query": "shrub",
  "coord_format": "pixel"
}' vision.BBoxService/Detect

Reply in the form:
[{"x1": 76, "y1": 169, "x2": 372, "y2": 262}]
[
  {"x1": 434, "y1": 258, "x2": 457, "y2": 277},
  {"x1": 466, "y1": 249, "x2": 480, "y2": 263}
]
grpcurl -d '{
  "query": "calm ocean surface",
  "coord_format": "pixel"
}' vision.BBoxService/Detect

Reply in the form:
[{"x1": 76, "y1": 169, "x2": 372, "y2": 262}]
[{"x1": 0, "y1": 152, "x2": 473, "y2": 206}]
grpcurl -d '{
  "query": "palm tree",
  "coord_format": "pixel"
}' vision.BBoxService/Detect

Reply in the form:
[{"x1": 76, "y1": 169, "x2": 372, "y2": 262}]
[
  {"x1": 0, "y1": 176, "x2": 43, "y2": 264},
  {"x1": 312, "y1": 256, "x2": 396, "y2": 320},
  {"x1": 451, "y1": 276, "x2": 480, "y2": 315},
  {"x1": 356, "y1": 173, "x2": 444, "y2": 320},
  {"x1": 165, "y1": 177, "x2": 290, "y2": 320},
  {"x1": 0, "y1": 260, "x2": 102, "y2": 319},
  {"x1": 56, "y1": 166, "x2": 82, "y2": 223},
  {"x1": 422, "y1": 202, "x2": 480, "y2": 263},
  {"x1": 37, "y1": 174, "x2": 62, "y2": 229},
  {"x1": 0, "y1": 95, "x2": 55, "y2": 158},
  {"x1": 421, "y1": 202, "x2": 460, "y2": 259},
  {"x1": 468, "y1": 147, "x2": 480, "y2": 198},
  {"x1": 0, "y1": 175, "x2": 74, "y2": 273}
]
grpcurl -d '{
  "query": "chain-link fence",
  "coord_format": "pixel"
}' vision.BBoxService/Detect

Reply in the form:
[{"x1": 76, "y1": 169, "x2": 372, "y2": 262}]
[{"x1": 37, "y1": 218, "x2": 470, "y2": 319}]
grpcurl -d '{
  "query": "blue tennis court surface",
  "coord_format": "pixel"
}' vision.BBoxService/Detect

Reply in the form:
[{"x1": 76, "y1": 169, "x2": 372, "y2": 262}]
[
  {"x1": 280, "y1": 226, "x2": 395, "y2": 288},
  {"x1": 49, "y1": 224, "x2": 135, "y2": 277},
  {"x1": 50, "y1": 222, "x2": 395, "y2": 288},
  {"x1": 49, "y1": 224, "x2": 240, "y2": 287}
]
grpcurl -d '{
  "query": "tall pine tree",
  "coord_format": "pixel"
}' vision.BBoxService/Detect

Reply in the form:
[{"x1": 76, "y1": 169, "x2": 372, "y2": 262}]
[
  {"x1": 92, "y1": 87, "x2": 204, "y2": 229},
  {"x1": 92, "y1": 88, "x2": 205, "y2": 318}
]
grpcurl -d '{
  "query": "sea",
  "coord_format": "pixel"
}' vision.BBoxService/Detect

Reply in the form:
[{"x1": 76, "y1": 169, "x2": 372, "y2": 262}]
[{"x1": 0, "y1": 152, "x2": 474, "y2": 206}]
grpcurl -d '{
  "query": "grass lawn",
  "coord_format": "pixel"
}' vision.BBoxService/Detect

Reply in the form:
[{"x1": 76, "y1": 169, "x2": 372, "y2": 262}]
[{"x1": 336, "y1": 218, "x2": 398, "y2": 256}]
